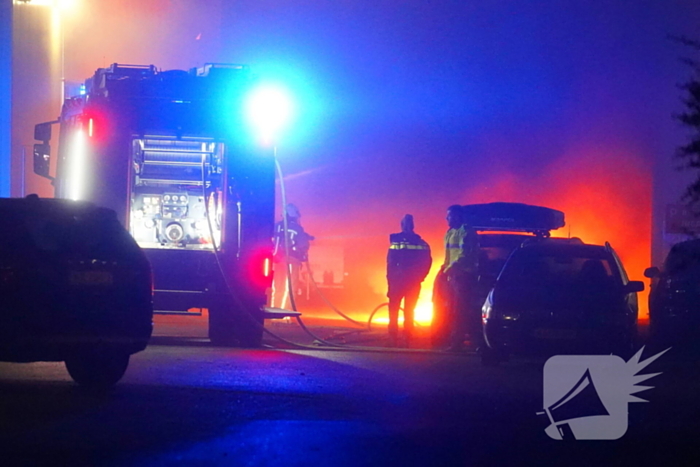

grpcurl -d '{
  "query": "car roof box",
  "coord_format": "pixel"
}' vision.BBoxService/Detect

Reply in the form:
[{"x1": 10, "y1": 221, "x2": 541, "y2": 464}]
[{"x1": 462, "y1": 202, "x2": 565, "y2": 233}]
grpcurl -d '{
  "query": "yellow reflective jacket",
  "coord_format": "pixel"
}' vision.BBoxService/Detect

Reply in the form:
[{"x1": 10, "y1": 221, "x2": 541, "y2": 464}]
[{"x1": 443, "y1": 224, "x2": 480, "y2": 274}]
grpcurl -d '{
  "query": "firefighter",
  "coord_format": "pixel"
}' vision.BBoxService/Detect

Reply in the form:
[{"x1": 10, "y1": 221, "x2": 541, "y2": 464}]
[
  {"x1": 434, "y1": 204, "x2": 480, "y2": 351},
  {"x1": 386, "y1": 214, "x2": 432, "y2": 347},
  {"x1": 271, "y1": 204, "x2": 314, "y2": 310}
]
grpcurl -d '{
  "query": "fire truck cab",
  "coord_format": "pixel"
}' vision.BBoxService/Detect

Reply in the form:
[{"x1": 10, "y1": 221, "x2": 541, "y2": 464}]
[{"x1": 33, "y1": 63, "x2": 275, "y2": 347}]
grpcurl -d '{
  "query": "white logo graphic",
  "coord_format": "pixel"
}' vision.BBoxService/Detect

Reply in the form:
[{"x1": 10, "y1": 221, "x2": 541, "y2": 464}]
[{"x1": 539, "y1": 347, "x2": 669, "y2": 440}]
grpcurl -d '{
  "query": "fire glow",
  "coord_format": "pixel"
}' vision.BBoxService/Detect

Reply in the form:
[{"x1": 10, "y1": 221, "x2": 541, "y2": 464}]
[
  {"x1": 344, "y1": 146, "x2": 652, "y2": 326},
  {"x1": 461, "y1": 146, "x2": 652, "y2": 321}
]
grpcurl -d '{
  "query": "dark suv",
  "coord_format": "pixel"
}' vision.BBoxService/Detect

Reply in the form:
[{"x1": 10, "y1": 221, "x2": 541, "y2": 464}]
[
  {"x1": 0, "y1": 196, "x2": 153, "y2": 387},
  {"x1": 481, "y1": 239, "x2": 643, "y2": 364},
  {"x1": 645, "y1": 239, "x2": 700, "y2": 346}
]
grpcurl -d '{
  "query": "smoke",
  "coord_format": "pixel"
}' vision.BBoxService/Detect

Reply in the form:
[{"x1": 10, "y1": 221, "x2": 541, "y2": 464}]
[
  {"x1": 462, "y1": 145, "x2": 652, "y2": 317},
  {"x1": 297, "y1": 145, "x2": 652, "y2": 322},
  {"x1": 17, "y1": 0, "x2": 227, "y2": 197},
  {"x1": 64, "y1": 0, "x2": 224, "y2": 82},
  {"x1": 16, "y1": 0, "x2": 657, "y2": 324}
]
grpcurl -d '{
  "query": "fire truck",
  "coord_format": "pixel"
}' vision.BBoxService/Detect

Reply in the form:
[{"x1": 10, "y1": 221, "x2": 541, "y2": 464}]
[{"x1": 32, "y1": 63, "x2": 275, "y2": 347}]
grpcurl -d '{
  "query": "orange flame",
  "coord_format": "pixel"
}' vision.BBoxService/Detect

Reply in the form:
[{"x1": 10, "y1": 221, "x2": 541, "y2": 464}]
[
  {"x1": 364, "y1": 146, "x2": 651, "y2": 324},
  {"x1": 462, "y1": 146, "x2": 652, "y2": 319}
]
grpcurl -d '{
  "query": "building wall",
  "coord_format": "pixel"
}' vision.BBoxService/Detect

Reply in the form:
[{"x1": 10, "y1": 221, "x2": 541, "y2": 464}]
[
  {"x1": 0, "y1": 0, "x2": 11, "y2": 197},
  {"x1": 652, "y1": 150, "x2": 697, "y2": 267},
  {"x1": 12, "y1": 2, "x2": 59, "y2": 198}
]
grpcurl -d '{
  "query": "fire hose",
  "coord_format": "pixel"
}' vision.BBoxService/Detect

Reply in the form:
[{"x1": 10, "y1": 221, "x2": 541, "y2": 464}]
[{"x1": 202, "y1": 149, "x2": 444, "y2": 353}]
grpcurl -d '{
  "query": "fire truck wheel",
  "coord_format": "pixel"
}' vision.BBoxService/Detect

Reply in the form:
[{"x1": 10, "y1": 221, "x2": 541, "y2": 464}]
[
  {"x1": 65, "y1": 351, "x2": 130, "y2": 388},
  {"x1": 208, "y1": 300, "x2": 264, "y2": 348},
  {"x1": 236, "y1": 319, "x2": 264, "y2": 348}
]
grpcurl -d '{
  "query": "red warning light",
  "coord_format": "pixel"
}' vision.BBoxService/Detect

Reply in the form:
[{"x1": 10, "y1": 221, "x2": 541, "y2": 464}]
[
  {"x1": 263, "y1": 257, "x2": 271, "y2": 278},
  {"x1": 83, "y1": 111, "x2": 109, "y2": 142},
  {"x1": 246, "y1": 249, "x2": 273, "y2": 289}
]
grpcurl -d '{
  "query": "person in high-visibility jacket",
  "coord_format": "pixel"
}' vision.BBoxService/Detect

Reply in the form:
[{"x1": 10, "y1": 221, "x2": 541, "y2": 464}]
[
  {"x1": 434, "y1": 204, "x2": 480, "y2": 350},
  {"x1": 386, "y1": 214, "x2": 432, "y2": 347}
]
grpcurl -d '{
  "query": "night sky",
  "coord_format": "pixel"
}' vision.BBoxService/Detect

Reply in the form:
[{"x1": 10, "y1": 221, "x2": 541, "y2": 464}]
[{"x1": 19, "y1": 0, "x2": 700, "y2": 316}]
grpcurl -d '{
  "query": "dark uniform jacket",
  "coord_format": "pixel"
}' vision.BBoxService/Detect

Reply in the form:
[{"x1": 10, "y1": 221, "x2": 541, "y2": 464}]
[
  {"x1": 387, "y1": 231, "x2": 432, "y2": 293},
  {"x1": 273, "y1": 219, "x2": 313, "y2": 262}
]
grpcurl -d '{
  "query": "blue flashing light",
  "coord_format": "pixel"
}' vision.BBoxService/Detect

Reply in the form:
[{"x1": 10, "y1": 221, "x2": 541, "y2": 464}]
[
  {"x1": 79, "y1": 84, "x2": 86, "y2": 96},
  {"x1": 244, "y1": 84, "x2": 295, "y2": 146}
]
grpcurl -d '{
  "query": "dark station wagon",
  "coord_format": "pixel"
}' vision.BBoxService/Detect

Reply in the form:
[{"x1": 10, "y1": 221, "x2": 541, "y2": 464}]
[{"x1": 481, "y1": 239, "x2": 643, "y2": 364}]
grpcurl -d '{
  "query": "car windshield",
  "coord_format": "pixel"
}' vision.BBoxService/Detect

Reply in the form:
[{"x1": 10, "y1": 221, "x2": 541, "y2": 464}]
[
  {"x1": 498, "y1": 247, "x2": 618, "y2": 289},
  {"x1": 478, "y1": 234, "x2": 533, "y2": 277}
]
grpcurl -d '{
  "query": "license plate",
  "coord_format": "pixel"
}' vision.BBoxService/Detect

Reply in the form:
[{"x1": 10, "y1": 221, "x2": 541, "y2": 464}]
[
  {"x1": 533, "y1": 328, "x2": 577, "y2": 340},
  {"x1": 69, "y1": 270, "x2": 113, "y2": 286}
]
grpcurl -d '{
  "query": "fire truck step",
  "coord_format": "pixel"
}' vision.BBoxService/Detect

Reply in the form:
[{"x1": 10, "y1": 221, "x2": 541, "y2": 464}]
[
  {"x1": 153, "y1": 309, "x2": 204, "y2": 316},
  {"x1": 263, "y1": 307, "x2": 302, "y2": 320}
]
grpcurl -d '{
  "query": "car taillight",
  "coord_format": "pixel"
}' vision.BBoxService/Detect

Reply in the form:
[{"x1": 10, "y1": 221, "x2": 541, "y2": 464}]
[
  {"x1": 482, "y1": 303, "x2": 492, "y2": 322},
  {"x1": 482, "y1": 291, "x2": 494, "y2": 323}
]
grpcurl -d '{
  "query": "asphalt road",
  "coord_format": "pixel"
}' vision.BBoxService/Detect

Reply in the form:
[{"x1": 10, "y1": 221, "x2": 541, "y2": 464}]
[{"x1": 0, "y1": 317, "x2": 699, "y2": 466}]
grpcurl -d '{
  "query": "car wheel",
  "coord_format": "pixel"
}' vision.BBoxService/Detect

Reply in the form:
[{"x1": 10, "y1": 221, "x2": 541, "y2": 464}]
[
  {"x1": 65, "y1": 351, "x2": 130, "y2": 388},
  {"x1": 208, "y1": 298, "x2": 264, "y2": 348}
]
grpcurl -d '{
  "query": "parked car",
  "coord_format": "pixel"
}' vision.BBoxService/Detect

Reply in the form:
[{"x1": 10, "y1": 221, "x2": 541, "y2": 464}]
[
  {"x1": 645, "y1": 238, "x2": 700, "y2": 346},
  {"x1": 481, "y1": 239, "x2": 643, "y2": 365},
  {"x1": 0, "y1": 195, "x2": 153, "y2": 387}
]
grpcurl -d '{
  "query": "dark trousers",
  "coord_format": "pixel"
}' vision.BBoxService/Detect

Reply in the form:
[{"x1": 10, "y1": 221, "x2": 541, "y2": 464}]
[
  {"x1": 449, "y1": 272, "x2": 482, "y2": 348},
  {"x1": 388, "y1": 282, "x2": 421, "y2": 339},
  {"x1": 431, "y1": 272, "x2": 451, "y2": 347}
]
